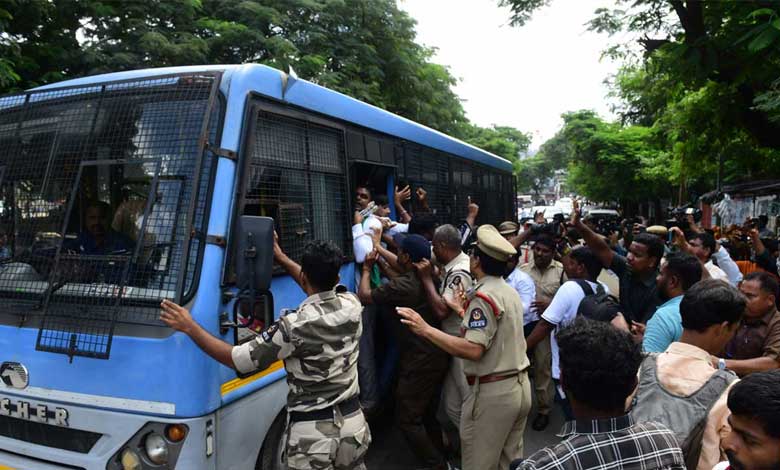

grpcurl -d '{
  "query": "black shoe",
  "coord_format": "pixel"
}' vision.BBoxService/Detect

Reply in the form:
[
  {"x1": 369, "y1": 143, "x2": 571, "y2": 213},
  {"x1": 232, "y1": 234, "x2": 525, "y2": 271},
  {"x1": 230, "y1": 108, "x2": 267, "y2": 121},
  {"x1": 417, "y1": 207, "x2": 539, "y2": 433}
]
[{"x1": 532, "y1": 413, "x2": 549, "y2": 431}]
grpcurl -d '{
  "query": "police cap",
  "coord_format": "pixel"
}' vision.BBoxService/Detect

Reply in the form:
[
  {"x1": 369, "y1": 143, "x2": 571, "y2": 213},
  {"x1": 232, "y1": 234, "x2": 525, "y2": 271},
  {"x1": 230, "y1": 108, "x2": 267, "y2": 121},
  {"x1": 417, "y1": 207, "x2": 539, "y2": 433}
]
[
  {"x1": 475, "y1": 225, "x2": 517, "y2": 262},
  {"x1": 646, "y1": 225, "x2": 668, "y2": 237},
  {"x1": 498, "y1": 221, "x2": 519, "y2": 236}
]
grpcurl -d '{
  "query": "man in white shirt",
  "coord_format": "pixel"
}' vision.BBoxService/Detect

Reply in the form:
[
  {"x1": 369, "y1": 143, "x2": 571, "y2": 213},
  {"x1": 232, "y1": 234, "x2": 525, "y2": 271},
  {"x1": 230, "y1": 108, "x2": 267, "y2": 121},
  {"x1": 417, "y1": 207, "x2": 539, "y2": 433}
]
[
  {"x1": 506, "y1": 268, "x2": 537, "y2": 328},
  {"x1": 688, "y1": 231, "x2": 736, "y2": 283},
  {"x1": 350, "y1": 186, "x2": 390, "y2": 412},
  {"x1": 352, "y1": 187, "x2": 388, "y2": 266},
  {"x1": 525, "y1": 246, "x2": 609, "y2": 421}
]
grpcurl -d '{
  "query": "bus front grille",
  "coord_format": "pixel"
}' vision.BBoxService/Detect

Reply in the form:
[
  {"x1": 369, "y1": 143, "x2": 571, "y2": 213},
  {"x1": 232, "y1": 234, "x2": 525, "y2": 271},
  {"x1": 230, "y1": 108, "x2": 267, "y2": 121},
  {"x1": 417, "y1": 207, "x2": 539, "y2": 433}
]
[{"x1": 0, "y1": 414, "x2": 102, "y2": 454}]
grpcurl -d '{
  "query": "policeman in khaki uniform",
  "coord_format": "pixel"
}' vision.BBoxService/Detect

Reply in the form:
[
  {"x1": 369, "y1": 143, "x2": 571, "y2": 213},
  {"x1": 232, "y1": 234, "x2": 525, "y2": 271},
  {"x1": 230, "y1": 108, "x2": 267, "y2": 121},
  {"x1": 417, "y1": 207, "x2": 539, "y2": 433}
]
[
  {"x1": 398, "y1": 225, "x2": 532, "y2": 470},
  {"x1": 160, "y1": 238, "x2": 370, "y2": 470},
  {"x1": 519, "y1": 234, "x2": 564, "y2": 431}
]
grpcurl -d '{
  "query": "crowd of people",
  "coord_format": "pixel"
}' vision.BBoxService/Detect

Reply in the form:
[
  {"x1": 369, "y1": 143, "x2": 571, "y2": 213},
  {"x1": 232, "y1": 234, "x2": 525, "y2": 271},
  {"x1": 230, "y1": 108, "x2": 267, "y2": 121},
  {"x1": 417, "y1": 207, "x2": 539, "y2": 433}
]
[{"x1": 159, "y1": 186, "x2": 780, "y2": 470}]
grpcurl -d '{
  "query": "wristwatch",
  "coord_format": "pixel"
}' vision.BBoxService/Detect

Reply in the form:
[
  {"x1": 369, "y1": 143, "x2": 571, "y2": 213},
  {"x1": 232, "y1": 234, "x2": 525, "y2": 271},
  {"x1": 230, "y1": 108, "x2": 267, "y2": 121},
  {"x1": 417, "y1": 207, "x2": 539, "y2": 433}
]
[{"x1": 717, "y1": 358, "x2": 727, "y2": 371}]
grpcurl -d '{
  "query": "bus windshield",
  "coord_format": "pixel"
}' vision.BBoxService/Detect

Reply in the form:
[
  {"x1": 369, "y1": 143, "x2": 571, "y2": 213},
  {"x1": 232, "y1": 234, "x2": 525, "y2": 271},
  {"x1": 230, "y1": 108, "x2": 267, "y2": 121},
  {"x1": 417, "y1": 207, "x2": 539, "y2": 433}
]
[{"x1": 0, "y1": 74, "x2": 219, "y2": 334}]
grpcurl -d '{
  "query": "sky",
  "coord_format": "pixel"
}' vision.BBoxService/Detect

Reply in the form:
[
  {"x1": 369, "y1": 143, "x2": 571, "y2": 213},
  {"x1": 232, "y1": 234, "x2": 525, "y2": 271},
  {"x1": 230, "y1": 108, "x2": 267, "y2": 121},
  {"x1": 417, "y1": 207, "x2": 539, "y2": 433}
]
[{"x1": 399, "y1": 0, "x2": 621, "y2": 150}]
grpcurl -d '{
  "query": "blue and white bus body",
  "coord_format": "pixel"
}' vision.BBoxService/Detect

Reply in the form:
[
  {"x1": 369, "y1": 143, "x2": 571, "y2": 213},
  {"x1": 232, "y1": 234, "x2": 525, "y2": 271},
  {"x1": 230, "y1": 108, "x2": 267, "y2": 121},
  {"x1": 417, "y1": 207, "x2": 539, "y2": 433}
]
[{"x1": 0, "y1": 64, "x2": 514, "y2": 469}]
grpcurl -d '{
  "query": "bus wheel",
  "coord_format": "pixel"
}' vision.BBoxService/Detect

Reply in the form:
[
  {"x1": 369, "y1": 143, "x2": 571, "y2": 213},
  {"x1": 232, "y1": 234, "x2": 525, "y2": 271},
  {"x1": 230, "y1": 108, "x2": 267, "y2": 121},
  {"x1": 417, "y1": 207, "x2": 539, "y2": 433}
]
[{"x1": 256, "y1": 411, "x2": 287, "y2": 470}]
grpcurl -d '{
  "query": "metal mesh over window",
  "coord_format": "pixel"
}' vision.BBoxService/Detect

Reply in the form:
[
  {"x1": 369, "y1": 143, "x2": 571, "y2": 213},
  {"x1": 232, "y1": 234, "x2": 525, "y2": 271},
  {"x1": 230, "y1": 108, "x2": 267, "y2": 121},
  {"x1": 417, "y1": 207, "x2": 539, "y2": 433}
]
[
  {"x1": 0, "y1": 73, "x2": 220, "y2": 359},
  {"x1": 242, "y1": 111, "x2": 350, "y2": 265},
  {"x1": 395, "y1": 142, "x2": 513, "y2": 227}
]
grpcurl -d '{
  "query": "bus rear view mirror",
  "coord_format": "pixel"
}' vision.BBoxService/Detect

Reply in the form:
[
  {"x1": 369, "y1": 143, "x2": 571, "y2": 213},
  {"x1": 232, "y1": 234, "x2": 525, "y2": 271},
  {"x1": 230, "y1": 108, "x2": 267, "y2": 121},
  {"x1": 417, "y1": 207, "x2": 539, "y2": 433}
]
[{"x1": 235, "y1": 215, "x2": 274, "y2": 294}]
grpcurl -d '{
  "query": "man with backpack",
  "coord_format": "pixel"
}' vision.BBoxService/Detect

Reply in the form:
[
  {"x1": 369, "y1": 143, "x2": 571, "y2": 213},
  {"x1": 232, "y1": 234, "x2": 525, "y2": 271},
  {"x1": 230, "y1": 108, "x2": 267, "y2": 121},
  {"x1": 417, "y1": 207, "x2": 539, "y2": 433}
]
[
  {"x1": 630, "y1": 279, "x2": 746, "y2": 470},
  {"x1": 525, "y1": 246, "x2": 615, "y2": 420},
  {"x1": 572, "y1": 200, "x2": 664, "y2": 324}
]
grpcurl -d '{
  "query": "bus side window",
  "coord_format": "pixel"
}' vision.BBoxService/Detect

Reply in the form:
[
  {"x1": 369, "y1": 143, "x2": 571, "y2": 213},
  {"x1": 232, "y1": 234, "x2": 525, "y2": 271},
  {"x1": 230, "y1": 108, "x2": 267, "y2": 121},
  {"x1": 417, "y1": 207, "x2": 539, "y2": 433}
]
[{"x1": 240, "y1": 109, "x2": 350, "y2": 266}]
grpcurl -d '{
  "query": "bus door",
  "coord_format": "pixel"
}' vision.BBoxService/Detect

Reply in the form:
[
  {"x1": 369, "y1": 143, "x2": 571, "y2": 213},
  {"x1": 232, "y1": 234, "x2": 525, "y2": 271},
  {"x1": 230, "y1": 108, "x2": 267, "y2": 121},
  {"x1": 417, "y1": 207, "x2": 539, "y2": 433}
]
[{"x1": 345, "y1": 130, "x2": 399, "y2": 220}]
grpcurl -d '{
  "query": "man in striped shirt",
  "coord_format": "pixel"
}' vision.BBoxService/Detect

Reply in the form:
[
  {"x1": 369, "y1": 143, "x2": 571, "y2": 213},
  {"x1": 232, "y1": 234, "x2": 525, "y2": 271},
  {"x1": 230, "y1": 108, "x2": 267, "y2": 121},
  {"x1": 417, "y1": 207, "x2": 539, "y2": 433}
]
[{"x1": 513, "y1": 318, "x2": 685, "y2": 470}]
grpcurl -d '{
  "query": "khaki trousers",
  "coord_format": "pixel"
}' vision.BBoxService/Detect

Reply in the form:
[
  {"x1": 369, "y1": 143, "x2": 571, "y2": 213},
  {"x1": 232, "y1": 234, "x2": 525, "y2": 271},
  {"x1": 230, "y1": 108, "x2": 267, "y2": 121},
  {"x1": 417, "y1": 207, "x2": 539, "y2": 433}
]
[
  {"x1": 460, "y1": 372, "x2": 532, "y2": 470},
  {"x1": 531, "y1": 334, "x2": 554, "y2": 415}
]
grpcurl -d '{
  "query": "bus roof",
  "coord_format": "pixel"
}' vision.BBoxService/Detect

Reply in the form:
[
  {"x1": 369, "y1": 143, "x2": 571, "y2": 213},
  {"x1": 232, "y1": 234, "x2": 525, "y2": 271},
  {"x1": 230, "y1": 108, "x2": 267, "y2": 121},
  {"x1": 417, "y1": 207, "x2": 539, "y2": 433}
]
[{"x1": 31, "y1": 64, "x2": 513, "y2": 172}]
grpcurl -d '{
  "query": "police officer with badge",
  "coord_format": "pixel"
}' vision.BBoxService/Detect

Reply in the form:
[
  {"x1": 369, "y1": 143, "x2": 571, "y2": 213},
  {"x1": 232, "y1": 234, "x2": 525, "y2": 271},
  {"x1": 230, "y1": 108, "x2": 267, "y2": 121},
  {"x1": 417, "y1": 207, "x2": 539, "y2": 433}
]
[
  {"x1": 398, "y1": 225, "x2": 532, "y2": 470},
  {"x1": 160, "y1": 237, "x2": 369, "y2": 470}
]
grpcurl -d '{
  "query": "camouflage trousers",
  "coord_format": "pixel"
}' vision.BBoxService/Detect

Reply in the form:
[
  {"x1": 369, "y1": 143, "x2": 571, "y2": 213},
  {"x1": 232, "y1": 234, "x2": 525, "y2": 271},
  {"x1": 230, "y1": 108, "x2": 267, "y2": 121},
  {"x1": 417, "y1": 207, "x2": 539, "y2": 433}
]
[{"x1": 287, "y1": 409, "x2": 371, "y2": 470}]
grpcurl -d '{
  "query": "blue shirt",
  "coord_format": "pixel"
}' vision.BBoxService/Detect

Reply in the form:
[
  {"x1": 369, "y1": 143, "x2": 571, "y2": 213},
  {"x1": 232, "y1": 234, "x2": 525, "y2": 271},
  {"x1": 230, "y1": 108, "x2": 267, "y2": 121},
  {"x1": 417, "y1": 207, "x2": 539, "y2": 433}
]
[{"x1": 643, "y1": 296, "x2": 684, "y2": 353}]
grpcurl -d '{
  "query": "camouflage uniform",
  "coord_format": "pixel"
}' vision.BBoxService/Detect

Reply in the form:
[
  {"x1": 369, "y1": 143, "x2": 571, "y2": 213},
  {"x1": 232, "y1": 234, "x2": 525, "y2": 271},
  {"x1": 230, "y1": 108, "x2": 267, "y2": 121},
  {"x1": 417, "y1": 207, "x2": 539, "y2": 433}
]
[{"x1": 232, "y1": 287, "x2": 371, "y2": 470}]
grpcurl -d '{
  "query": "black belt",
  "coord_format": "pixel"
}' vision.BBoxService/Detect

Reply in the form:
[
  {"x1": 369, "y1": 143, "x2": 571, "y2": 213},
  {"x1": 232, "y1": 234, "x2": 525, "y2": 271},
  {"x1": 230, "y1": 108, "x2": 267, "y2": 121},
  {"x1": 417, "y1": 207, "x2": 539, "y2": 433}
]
[{"x1": 289, "y1": 396, "x2": 361, "y2": 422}]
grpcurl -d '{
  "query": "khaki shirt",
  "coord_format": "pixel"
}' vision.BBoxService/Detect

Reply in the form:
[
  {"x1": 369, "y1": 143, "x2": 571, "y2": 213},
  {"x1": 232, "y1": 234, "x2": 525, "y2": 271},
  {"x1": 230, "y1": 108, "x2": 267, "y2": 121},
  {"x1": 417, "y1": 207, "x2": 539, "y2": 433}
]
[
  {"x1": 440, "y1": 251, "x2": 472, "y2": 336},
  {"x1": 520, "y1": 260, "x2": 566, "y2": 301},
  {"x1": 461, "y1": 275, "x2": 530, "y2": 377},
  {"x1": 231, "y1": 289, "x2": 362, "y2": 412}
]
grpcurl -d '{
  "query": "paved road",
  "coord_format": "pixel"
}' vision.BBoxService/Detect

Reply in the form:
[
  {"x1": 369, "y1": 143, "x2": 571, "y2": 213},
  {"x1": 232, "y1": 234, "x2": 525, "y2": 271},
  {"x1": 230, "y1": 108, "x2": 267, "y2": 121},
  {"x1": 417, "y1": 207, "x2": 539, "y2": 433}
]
[{"x1": 365, "y1": 395, "x2": 565, "y2": 469}]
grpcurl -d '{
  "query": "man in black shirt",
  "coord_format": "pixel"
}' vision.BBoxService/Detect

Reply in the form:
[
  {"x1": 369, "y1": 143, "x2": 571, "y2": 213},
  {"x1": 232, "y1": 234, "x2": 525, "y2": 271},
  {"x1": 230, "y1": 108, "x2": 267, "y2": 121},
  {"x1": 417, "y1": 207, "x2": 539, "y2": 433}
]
[
  {"x1": 572, "y1": 202, "x2": 664, "y2": 324},
  {"x1": 358, "y1": 233, "x2": 450, "y2": 470}
]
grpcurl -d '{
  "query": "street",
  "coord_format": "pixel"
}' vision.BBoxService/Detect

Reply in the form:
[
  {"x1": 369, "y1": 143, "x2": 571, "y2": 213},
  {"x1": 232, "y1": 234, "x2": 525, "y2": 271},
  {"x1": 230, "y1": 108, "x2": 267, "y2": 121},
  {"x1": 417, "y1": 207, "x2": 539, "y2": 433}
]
[{"x1": 365, "y1": 394, "x2": 565, "y2": 469}]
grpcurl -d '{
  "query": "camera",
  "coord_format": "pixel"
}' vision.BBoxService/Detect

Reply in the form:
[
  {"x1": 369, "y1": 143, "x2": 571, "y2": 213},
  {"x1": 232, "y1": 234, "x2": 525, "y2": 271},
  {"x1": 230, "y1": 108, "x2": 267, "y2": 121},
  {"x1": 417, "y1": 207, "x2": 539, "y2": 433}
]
[
  {"x1": 665, "y1": 206, "x2": 702, "y2": 231},
  {"x1": 530, "y1": 213, "x2": 565, "y2": 237}
]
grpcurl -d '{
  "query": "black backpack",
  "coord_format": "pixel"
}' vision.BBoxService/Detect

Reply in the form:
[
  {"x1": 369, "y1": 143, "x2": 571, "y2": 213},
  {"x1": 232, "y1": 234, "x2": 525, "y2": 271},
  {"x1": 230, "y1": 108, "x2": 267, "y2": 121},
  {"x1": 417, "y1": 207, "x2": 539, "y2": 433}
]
[{"x1": 572, "y1": 279, "x2": 621, "y2": 322}]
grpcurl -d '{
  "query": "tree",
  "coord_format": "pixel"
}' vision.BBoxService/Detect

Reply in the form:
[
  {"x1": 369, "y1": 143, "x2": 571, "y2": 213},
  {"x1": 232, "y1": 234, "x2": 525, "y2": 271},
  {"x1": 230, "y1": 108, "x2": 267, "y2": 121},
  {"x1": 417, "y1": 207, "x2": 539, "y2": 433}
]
[
  {"x1": 0, "y1": 0, "x2": 472, "y2": 136},
  {"x1": 461, "y1": 124, "x2": 531, "y2": 162},
  {"x1": 501, "y1": 0, "x2": 780, "y2": 203},
  {"x1": 514, "y1": 155, "x2": 552, "y2": 196}
]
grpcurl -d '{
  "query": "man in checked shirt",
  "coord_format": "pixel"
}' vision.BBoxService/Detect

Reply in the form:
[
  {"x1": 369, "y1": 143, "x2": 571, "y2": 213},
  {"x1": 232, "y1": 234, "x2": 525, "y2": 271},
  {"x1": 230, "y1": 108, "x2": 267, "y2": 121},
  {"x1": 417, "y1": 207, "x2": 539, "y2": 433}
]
[{"x1": 512, "y1": 318, "x2": 685, "y2": 470}]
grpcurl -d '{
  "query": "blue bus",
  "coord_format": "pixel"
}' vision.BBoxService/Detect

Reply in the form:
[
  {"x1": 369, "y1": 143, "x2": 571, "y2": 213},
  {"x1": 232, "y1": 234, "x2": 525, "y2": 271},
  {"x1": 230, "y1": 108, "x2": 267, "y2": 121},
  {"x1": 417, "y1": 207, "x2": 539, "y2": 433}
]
[{"x1": 0, "y1": 64, "x2": 515, "y2": 469}]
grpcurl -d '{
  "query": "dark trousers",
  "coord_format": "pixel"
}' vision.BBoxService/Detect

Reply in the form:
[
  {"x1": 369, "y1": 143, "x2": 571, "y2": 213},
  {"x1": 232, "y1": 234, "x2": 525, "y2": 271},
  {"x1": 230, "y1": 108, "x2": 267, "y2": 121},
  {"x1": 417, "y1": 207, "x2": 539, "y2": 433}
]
[
  {"x1": 358, "y1": 305, "x2": 399, "y2": 412},
  {"x1": 358, "y1": 304, "x2": 379, "y2": 410},
  {"x1": 396, "y1": 352, "x2": 449, "y2": 467},
  {"x1": 553, "y1": 379, "x2": 574, "y2": 421}
]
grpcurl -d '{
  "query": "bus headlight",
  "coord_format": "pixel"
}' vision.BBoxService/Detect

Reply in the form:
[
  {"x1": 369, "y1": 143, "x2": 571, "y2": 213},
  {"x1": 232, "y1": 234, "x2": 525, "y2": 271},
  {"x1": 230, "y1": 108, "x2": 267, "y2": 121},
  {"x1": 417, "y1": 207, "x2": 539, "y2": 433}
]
[
  {"x1": 108, "y1": 422, "x2": 189, "y2": 470},
  {"x1": 144, "y1": 432, "x2": 169, "y2": 464},
  {"x1": 120, "y1": 448, "x2": 142, "y2": 470}
]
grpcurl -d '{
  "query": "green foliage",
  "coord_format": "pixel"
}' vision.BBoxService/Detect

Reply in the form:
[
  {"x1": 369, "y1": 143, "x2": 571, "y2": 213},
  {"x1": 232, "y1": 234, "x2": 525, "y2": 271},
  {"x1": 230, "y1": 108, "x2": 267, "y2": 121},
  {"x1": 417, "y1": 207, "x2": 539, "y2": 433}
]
[
  {"x1": 514, "y1": 155, "x2": 552, "y2": 196},
  {"x1": 502, "y1": 0, "x2": 780, "y2": 204},
  {"x1": 0, "y1": 0, "x2": 474, "y2": 138},
  {"x1": 541, "y1": 110, "x2": 671, "y2": 204},
  {"x1": 460, "y1": 124, "x2": 531, "y2": 162}
]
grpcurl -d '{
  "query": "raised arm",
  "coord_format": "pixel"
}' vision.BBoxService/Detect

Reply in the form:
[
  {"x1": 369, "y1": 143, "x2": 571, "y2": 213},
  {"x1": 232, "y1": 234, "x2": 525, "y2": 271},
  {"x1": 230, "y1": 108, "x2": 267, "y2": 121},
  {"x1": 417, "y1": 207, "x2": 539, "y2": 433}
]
[
  {"x1": 415, "y1": 187, "x2": 431, "y2": 213},
  {"x1": 370, "y1": 227, "x2": 401, "y2": 273},
  {"x1": 413, "y1": 259, "x2": 451, "y2": 321},
  {"x1": 273, "y1": 231, "x2": 304, "y2": 290},
  {"x1": 711, "y1": 242, "x2": 743, "y2": 286},
  {"x1": 670, "y1": 227, "x2": 712, "y2": 280},
  {"x1": 508, "y1": 227, "x2": 533, "y2": 250},
  {"x1": 465, "y1": 197, "x2": 479, "y2": 230},
  {"x1": 571, "y1": 201, "x2": 615, "y2": 268},
  {"x1": 357, "y1": 250, "x2": 378, "y2": 305},
  {"x1": 394, "y1": 185, "x2": 412, "y2": 223}
]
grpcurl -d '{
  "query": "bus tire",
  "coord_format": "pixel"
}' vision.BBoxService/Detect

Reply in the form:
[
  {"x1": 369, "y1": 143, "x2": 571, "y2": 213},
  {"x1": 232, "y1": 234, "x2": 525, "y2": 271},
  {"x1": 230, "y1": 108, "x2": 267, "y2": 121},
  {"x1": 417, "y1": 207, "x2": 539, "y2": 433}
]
[{"x1": 256, "y1": 411, "x2": 287, "y2": 470}]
